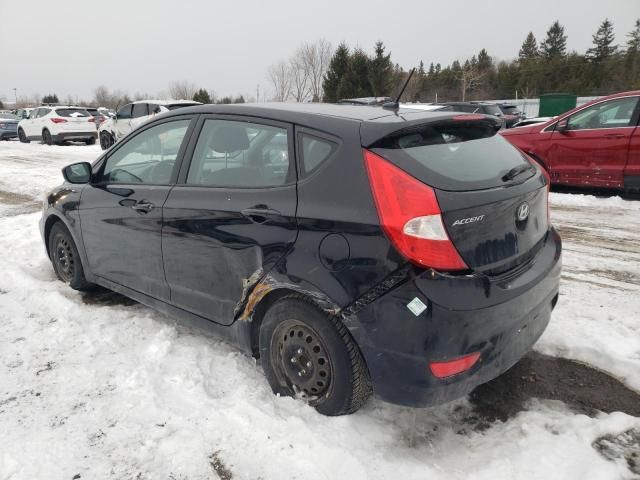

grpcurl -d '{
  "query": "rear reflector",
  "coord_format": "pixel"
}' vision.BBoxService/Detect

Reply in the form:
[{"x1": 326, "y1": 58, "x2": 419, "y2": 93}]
[
  {"x1": 429, "y1": 352, "x2": 481, "y2": 378},
  {"x1": 363, "y1": 149, "x2": 468, "y2": 271}
]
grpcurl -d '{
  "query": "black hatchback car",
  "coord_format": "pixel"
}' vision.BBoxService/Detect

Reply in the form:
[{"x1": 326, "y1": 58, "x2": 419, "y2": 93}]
[{"x1": 41, "y1": 103, "x2": 561, "y2": 416}]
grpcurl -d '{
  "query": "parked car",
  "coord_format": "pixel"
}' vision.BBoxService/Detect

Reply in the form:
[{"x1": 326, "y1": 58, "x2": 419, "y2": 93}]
[
  {"x1": 98, "y1": 99, "x2": 201, "y2": 150},
  {"x1": 496, "y1": 103, "x2": 526, "y2": 128},
  {"x1": 85, "y1": 107, "x2": 109, "y2": 129},
  {"x1": 501, "y1": 90, "x2": 640, "y2": 192},
  {"x1": 337, "y1": 97, "x2": 393, "y2": 106},
  {"x1": 41, "y1": 103, "x2": 561, "y2": 415},
  {"x1": 440, "y1": 101, "x2": 506, "y2": 129},
  {"x1": 402, "y1": 103, "x2": 504, "y2": 131},
  {"x1": 14, "y1": 108, "x2": 34, "y2": 120},
  {"x1": 0, "y1": 113, "x2": 20, "y2": 140},
  {"x1": 17, "y1": 106, "x2": 97, "y2": 145},
  {"x1": 512, "y1": 116, "x2": 554, "y2": 128}
]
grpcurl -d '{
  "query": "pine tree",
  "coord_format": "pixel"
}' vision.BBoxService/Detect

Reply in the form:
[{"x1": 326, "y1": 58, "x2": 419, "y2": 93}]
[
  {"x1": 519, "y1": 32, "x2": 539, "y2": 60},
  {"x1": 477, "y1": 49, "x2": 492, "y2": 70},
  {"x1": 233, "y1": 95, "x2": 245, "y2": 104},
  {"x1": 626, "y1": 19, "x2": 640, "y2": 88},
  {"x1": 628, "y1": 18, "x2": 640, "y2": 53},
  {"x1": 337, "y1": 48, "x2": 372, "y2": 99},
  {"x1": 368, "y1": 41, "x2": 394, "y2": 96},
  {"x1": 428, "y1": 62, "x2": 435, "y2": 75},
  {"x1": 192, "y1": 88, "x2": 211, "y2": 104},
  {"x1": 322, "y1": 43, "x2": 350, "y2": 102},
  {"x1": 586, "y1": 19, "x2": 618, "y2": 62},
  {"x1": 42, "y1": 93, "x2": 59, "y2": 104},
  {"x1": 540, "y1": 21, "x2": 567, "y2": 60},
  {"x1": 418, "y1": 60, "x2": 425, "y2": 76}
]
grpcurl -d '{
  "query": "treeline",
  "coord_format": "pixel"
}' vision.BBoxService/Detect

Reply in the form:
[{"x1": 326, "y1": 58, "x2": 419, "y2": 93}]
[{"x1": 323, "y1": 18, "x2": 640, "y2": 103}]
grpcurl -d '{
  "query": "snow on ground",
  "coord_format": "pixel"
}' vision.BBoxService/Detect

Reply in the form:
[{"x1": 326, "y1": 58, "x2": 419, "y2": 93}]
[{"x1": 0, "y1": 140, "x2": 638, "y2": 479}]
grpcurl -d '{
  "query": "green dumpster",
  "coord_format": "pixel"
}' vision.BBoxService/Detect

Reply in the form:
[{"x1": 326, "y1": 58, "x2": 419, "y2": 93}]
[{"x1": 538, "y1": 94, "x2": 578, "y2": 117}]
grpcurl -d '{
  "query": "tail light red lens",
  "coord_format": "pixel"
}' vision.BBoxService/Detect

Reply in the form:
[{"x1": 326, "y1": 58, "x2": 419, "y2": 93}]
[
  {"x1": 88, "y1": 117, "x2": 96, "y2": 123},
  {"x1": 430, "y1": 352, "x2": 481, "y2": 378},
  {"x1": 363, "y1": 149, "x2": 468, "y2": 271},
  {"x1": 50, "y1": 118, "x2": 67, "y2": 124}
]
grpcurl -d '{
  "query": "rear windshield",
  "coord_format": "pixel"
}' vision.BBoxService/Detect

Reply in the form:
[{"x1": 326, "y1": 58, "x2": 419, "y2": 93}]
[
  {"x1": 500, "y1": 105, "x2": 519, "y2": 115},
  {"x1": 371, "y1": 120, "x2": 534, "y2": 191},
  {"x1": 482, "y1": 104, "x2": 502, "y2": 116},
  {"x1": 56, "y1": 108, "x2": 90, "y2": 117}
]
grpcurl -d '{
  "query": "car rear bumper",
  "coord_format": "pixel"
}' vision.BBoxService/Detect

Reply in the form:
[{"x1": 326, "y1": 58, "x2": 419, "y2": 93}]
[
  {"x1": 53, "y1": 131, "x2": 97, "y2": 142},
  {"x1": 0, "y1": 131, "x2": 17, "y2": 139},
  {"x1": 345, "y1": 227, "x2": 562, "y2": 407}
]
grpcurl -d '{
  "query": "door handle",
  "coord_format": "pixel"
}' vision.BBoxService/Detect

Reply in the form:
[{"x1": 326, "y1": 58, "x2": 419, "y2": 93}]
[
  {"x1": 131, "y1": 201, "x2": 154, "y2": 213},
  {"x1": 604, "y1": 133, "x2": 625, "y2": 139},
  {"x1": 241, "y1": 207, "x2": 281, "y2": 223}
]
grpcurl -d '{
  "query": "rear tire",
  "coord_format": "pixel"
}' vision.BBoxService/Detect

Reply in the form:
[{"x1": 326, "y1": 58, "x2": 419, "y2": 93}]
[
  {"x1": 260, "y1": 295, "x2": 371, "y2": 416},
  {"x1": 48, "y1": 222, "x2": 94, "y2": 291},
  {"x1": 18, "y1": 128, "x2": 29, "y2": 143},
  {"x1": 99, "y1": 131, "x2": 113, "y2": 150},
  {"x1": 42, "y1": 129, "x2": 53, "y2": 146}
]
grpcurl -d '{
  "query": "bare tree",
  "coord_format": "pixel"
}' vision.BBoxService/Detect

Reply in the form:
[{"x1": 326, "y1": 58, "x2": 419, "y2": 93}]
[
  {"x1": 267, "y1": 61, "x2": 292, "y2": 102},
  {"x1": 168, "y1": 80, "x2": 198, "y2": 100},
  {"x1": 458, "y1": 61, "x2": 485, "y2": 101},
  {"x1": 290, "y1": 49, "x2": 310, "y2": 102},
  {"x1": 299, "y1": 39, "x2": 333, "y2": 102}
]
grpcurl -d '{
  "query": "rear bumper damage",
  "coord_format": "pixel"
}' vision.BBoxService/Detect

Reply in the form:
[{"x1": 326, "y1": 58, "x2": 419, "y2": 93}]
[{"x1": 344, "y1": 227, "x2": 562, "y2": 407}]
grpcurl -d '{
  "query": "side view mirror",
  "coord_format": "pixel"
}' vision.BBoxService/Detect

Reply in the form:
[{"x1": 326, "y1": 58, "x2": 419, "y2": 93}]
[
  {"x1": 556, "y1": 118, "x2": 569, "y2": 133},
  {"x1": 62, "y1": 162, "x2": 92, "y2": 184}
]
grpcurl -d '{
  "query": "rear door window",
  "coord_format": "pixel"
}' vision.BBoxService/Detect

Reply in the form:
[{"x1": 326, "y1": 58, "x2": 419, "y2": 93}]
[{"x1": 370, "y1": 119, "x2": 533, "y2": 191}]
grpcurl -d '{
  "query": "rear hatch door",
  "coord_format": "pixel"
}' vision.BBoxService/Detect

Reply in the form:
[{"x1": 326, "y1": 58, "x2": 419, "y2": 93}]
[
  {"x1": 56, "y1": 108, "x2": 93, "y2": 131},
  {"x1": 367, "y1": 116, "x2": 549, "y2": 274}
]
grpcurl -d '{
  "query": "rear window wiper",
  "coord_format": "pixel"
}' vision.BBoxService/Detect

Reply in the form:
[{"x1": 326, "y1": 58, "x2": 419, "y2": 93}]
[{"x1": 502, "y1": 163, "x2": 532, "y2": 182}]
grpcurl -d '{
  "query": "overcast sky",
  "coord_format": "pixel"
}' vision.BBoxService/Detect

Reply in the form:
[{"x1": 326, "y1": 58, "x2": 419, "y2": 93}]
[{"x1": 1, "y1": 0, "x2": 638, "y2": 103}]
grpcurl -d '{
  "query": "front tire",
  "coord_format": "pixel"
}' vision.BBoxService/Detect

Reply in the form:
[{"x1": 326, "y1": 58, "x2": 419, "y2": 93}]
[
  {"x1": 48, "y1": 222, "x2": 93, "y2": 291},
  {"x1": 18, "y1": 128, "x2": 29, "y2": 143},
  {"x1": 260, "y1": 295, "x2": 371, "y2": 416},
  {"x1": 42, "y1": 129, "x2": 53, "y2": 146},
  {"x1": 99, "y1": 131, "x2": 113, "y2": 150}
]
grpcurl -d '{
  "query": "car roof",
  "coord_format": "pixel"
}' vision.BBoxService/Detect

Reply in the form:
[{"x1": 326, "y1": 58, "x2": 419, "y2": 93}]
[
  {"x1": 131, "y1": 99, "x2": 202, "y2": 105},
  {"x1": 160, "y1": 102, "x2": 484, "y2": 146}
]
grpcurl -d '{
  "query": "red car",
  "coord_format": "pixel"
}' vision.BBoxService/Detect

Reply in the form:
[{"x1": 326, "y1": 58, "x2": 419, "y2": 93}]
[{"x1": 501, "y1": 91, "x2": 640, "y2": 192}]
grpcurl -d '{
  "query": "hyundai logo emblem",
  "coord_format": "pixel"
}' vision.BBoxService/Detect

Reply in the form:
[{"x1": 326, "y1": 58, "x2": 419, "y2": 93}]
[{"x1": 516, "y1": 202, "x2": 530, "y2": 222}]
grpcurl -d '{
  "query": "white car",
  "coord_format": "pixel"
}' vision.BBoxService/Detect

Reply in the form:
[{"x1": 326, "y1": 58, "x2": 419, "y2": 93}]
[
  {"x1": 17, "y1": 106, "x2": 98, "y2": 145},
  {"x1": 98, "y1": 99, "x2": 201, "y2": 150}
]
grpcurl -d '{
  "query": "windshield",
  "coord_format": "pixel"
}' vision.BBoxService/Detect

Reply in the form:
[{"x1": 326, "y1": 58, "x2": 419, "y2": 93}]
[
  {"x1": 0, "y1": 113, "x2": 18, "y2": 119},
  {"x1": 371, "y1": 119, "x2": 533, "y2": 191},
  {"x1": 482, "y1": 104, "x2": 503, "y2": 116}
]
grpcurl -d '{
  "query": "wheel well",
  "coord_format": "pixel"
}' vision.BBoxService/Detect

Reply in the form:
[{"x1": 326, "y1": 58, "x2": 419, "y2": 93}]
[
  {"x1": 43, "y1": 216, "x2": 62, "y2": 257},
  {"x1": 248, "y1": 288, "x2": 310, "y2": 358}
]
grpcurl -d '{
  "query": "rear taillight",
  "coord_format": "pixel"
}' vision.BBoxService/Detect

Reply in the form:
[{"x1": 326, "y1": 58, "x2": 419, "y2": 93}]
[
  {"x1": 363, "y1": 149, "x2": 468, "y2": 271},
  {"x1": 525, "y1": 153, "x2": 551, "y2": 224},
  {"x1": 88, "y1": 117, "x2": 96, "y2": 123},
  {"x1": 50, "y1": 118, "x2": 67, "y2": 124}
]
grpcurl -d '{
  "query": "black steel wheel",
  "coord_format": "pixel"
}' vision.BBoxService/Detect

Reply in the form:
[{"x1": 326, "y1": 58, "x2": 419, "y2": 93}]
[
  {"x1": 48, "y1": 222, "x2": 93, "y2": 291},
  {"x1": 18, "y1": 128, "x2": 29, "y2": 143},
  {"x1": 42, "y1": 129, "x2": 52, "y2": 145},
  {"x1": 273, "y1": 319, "x2": 333, "y2": 399},
  {"x1": 260, "y1": 295, "x2": 371, "y2": 416}
]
